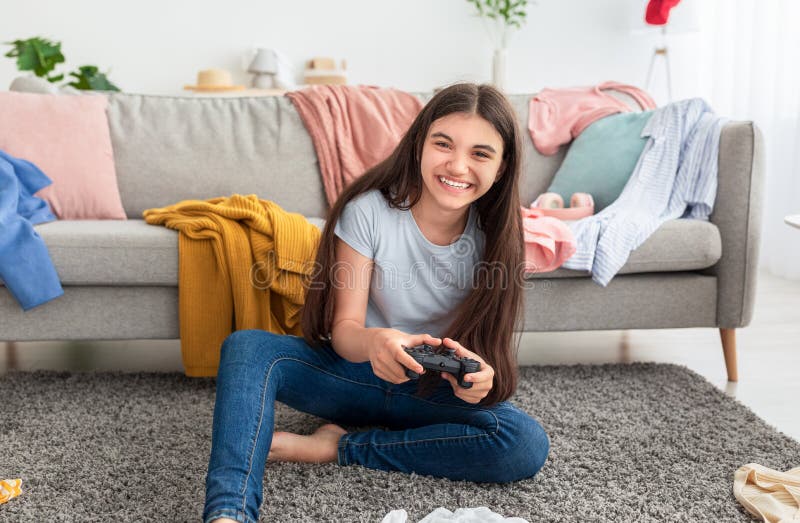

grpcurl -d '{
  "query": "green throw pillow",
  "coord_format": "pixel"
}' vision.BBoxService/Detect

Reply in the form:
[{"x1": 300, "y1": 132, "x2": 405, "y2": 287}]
[{"x1": 546, "y1": 110, "x2": 653, "y2": 212}]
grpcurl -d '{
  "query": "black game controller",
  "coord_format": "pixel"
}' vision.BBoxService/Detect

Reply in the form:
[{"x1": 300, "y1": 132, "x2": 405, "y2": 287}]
[{"x1": 402, "y1": 343, "x2": 481, "y2": 389}]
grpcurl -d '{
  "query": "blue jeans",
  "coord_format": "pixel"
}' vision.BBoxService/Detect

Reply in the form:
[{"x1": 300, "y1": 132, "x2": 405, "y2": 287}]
[{"x1": 203, "y1": 330, "x2": 550, "y2": 523}]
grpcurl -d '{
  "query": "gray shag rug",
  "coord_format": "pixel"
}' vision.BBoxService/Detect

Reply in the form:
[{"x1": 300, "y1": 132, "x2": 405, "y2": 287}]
[{"x1": 2, "y1": 363, "x2": 798, "y2": 522}]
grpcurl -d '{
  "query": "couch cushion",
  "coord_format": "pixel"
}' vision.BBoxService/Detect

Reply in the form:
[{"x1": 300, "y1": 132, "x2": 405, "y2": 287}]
[
  {"x1": 0, "y1": 91, "x2": 127, "y2": 219},
  {"x1": 106, "y1": 94, "x2": 329, "y2": 219},
  {"x1": 524, "y1": 218, "x2": 721, "y2": 279},
  {"x1": 546, "y1": 111, "x2": 653, "y2": 212},
  {"x1": 28, "y1": 217, "x2": 717, "y2": 286},
  {"x1": 30, "y1": 218, "x2": 326, "y2": 286},
  {"x1": 33, "y1": 220, "x2": 179, "y2": 285}
]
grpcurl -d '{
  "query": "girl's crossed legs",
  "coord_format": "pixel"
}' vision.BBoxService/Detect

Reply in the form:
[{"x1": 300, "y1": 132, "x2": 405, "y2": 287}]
[{"x1": 203, "y1": 330, "x2": 550, "y2": 523}]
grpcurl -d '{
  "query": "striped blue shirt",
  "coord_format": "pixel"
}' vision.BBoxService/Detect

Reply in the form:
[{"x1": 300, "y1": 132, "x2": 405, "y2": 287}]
[{"x1": 561, "y1": 98, "x2": 728, "y2": 286}]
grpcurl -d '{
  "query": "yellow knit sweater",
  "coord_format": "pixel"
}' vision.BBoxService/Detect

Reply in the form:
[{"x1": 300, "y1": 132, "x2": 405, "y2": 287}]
[{"x1": 143, "y1": 194, "x2": 321, "y2": 377}]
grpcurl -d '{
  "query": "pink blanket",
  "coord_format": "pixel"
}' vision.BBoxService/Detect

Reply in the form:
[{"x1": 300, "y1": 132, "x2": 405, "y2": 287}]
[
  {"x1": 286, "y1": 85, "x2": 423, "y2": 206},
  {"x1": 528, "y1": 81, "x2": 657, "y2": 156},
  {"x1": 520, "y1": 207, "x2": 576, "y2": 274}
]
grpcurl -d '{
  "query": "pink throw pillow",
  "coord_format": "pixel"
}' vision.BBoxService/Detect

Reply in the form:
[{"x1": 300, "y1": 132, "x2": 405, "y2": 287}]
[{"x1": 0, "y1": 91, "x2": 126, "y2": 219}]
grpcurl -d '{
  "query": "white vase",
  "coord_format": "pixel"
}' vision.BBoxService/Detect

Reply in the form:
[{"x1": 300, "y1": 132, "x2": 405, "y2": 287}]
[{"x1": 492, "y1": 48, "x2": 507, "y2": 91}]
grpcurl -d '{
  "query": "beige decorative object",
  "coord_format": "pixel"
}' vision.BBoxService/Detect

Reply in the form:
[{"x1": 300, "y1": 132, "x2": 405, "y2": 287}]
[
  {"x1": 184, "y1": 69, "x2": 245, "y2": 92},
  {"x1": 303, "y1": 57, "x2": 347, "y2": 85}
]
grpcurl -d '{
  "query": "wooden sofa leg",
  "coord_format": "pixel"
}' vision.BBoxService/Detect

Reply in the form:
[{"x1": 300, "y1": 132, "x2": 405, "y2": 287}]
[{"x1": 719, "y1": 328, "x2": 738, "y2": 382}]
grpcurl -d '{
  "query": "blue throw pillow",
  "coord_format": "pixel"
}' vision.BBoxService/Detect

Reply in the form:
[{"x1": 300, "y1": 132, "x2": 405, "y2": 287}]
[{"x1": 546, "y1": 111, "x2": 653, "y2": 212}]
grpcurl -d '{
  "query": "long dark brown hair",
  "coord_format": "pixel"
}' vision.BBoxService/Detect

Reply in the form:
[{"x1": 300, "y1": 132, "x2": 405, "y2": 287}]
[{"x1": 301, "y1": 83, "x2": 525, "y2": 407}]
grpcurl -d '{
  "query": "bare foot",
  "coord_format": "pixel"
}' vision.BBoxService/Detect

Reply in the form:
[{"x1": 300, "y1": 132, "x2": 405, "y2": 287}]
[{"x1": 268, "y1": 423, "x2": 347, "y2": 464}]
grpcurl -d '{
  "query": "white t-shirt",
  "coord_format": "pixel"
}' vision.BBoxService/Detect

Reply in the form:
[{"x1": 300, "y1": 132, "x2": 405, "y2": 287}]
[{"x1": 333, "y1": 189, "x2": 486, "y2": 337}]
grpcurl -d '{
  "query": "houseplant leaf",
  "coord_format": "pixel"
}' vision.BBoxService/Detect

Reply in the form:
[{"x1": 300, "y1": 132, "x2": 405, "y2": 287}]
[
  {"x1": 4, "y1": 37, "x2": 65, "y2": 82},
  {"x1": 66, "y1": 65, "x2": 121, "y2": 91}
]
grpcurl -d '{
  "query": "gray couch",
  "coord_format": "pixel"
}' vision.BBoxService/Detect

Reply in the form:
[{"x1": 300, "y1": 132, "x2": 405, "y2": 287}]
[{"x1": 0, "y1": 91, "x2": 764, "y2": 382}]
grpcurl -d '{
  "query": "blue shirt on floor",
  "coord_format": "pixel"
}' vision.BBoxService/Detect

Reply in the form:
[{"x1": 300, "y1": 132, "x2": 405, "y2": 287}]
[{"x1": 0, "y1": 149, "x2": 63, "y2": 310}]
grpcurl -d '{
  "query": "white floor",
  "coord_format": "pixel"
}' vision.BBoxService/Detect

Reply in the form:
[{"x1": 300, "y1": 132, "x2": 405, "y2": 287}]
[{"x1": 2, "y1": 268, "x2": 798, "y2": 442}]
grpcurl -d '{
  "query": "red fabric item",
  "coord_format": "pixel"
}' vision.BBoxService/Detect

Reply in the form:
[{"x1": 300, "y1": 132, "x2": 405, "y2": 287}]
[
  {"x1": 286, "y1": 85, "x2": 423, "y2": 207},
  {"x1": 645, "y1": 0, "x2": 681, "y2": 25}
]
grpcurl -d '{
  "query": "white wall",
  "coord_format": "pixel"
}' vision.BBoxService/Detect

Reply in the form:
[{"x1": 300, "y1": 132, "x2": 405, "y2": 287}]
[{"x1": 0, "y1": 0, "x2": 702, "y2": 102}]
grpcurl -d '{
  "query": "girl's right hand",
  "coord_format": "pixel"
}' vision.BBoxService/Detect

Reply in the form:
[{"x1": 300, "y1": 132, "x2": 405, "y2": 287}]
[{"x1": 367, "y1": 329, "x2": 442, "y2": 384}]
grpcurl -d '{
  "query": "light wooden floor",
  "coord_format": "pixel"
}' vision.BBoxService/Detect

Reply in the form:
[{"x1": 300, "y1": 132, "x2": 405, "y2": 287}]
[{"x1": 2, "y1": 268, "x2": 798, "y2": 442}]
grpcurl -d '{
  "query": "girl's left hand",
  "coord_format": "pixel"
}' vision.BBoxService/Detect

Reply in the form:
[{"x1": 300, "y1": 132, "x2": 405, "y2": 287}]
[{"x1": 438, "y1": 337, "x2": 494, "y2": 404}]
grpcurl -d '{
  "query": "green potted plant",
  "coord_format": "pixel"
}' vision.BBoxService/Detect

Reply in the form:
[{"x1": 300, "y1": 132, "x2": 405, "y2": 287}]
[
  {"x1": 4, "y1": 36, "x2": 120, "y2": 92},
  {"x1": 66, "y1": 65, "x2": 120, "y2": 92},
  {"x1": 466, "y1": 0, "x2": 533, "y2": 91},
  {"x1": 4, "y1": 37, "x2": 65, "y2": 82}
]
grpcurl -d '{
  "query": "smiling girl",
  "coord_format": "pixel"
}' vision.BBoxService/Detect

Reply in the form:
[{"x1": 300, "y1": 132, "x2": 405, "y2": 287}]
[{"x1": 204, "y1": 83, "x2": 550, "y2": 523}]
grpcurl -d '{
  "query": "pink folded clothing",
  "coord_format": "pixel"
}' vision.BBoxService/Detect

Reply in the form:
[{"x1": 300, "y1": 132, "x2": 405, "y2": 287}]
[
  {"x1": 286, "y1": 85, "x2": 423, "y2": 206},
  {"x1": 528, "y1": 81, "x2": 657, "y2": 155},
  {"x1": 520, "y1": 206, "x2": 576, "y2": 274}
]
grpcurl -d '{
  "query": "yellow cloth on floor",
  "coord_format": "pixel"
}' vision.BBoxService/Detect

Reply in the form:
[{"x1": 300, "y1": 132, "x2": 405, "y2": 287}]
[
  {"x1": 0, "y1": 479, "x2": 22, "y2": 504},
  {"x1": 734, "y1": 463, "x2": 800, "y2": 522},
  {"x1": 143, "y1": 194, "x2": 321, "y2": 377}
]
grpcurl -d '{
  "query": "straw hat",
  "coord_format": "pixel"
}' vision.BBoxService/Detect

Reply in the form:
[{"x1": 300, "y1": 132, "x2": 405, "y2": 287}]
[{"x1": 184, "y1": 69, "x2": 245, "y2": 92}]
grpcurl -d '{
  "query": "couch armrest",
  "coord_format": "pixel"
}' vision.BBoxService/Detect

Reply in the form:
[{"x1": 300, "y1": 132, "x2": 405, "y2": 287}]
[{"x1": 705, "y1": 121, "x2": 765, "y2": 328}]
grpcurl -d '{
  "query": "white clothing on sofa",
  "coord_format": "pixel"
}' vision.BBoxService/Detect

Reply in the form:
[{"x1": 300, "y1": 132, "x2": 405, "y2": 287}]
[{"x1": 562, "y1": 98, "x2": 728, "y2": 286}]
